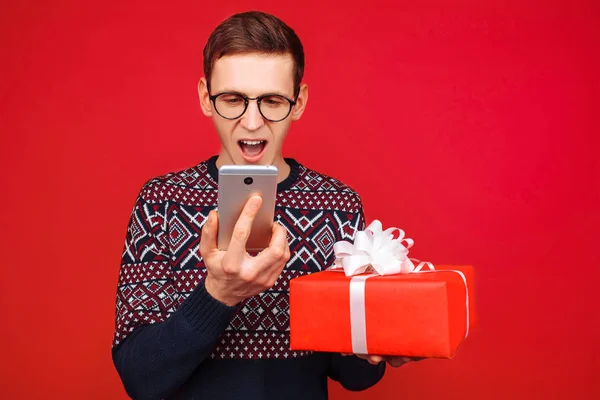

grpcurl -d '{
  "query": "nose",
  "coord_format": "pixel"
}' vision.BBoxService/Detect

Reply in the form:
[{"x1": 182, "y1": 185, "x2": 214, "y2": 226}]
[{"x1": 240, "y1": 100, "x2": 264, "y2": 131}]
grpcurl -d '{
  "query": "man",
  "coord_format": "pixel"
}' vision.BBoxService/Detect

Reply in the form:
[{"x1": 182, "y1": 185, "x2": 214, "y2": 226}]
[{"x1": 112, "y1": 11, "x2": 412, "y2": 400}]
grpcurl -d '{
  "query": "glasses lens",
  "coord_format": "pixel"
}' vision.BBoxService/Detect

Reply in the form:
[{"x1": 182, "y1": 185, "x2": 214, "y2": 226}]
[
  {"x1": 259, "y1": 95, "x2": 291, "y2": 121},
  {"x1": 214, "y1": 93, "x2": 246, "y2": 119}
]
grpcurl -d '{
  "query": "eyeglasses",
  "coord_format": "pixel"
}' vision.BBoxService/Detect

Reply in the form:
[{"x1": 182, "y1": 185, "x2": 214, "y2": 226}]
[{"x1": 209, "y1": 92, "x2": 297, "y2": 122}]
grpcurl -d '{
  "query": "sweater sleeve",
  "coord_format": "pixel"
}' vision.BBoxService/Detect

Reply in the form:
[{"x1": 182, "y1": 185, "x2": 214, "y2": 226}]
[{"x1": 111, "y1": 187, "x2": 236, "y2": 400}]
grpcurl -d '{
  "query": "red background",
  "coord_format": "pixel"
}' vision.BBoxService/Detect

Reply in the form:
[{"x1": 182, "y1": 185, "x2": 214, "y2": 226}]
[{"x1": 1, "y1": 0, "x2": 599, "y2": 399}]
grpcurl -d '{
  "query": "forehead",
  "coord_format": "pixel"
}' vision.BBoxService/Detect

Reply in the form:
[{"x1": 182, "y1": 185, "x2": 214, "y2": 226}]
[{"x1": 210, "y1": 53, "x2": 295, "y2": 96}]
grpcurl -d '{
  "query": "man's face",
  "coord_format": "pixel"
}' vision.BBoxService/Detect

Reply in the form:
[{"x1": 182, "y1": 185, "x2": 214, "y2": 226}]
[{"x1": 199, "y1": 53, "x2": 308, "y2": 172}]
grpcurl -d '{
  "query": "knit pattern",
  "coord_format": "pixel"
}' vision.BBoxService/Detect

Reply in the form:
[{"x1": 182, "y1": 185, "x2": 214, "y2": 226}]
[{"x1": 113, "y1": 158, "x2": 365, "y2": 359}]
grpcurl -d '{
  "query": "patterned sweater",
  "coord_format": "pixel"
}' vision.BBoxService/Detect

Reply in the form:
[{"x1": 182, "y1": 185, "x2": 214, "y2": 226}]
[{"x1": 112, "y1": 156, "x2": 385, "y2": 400}]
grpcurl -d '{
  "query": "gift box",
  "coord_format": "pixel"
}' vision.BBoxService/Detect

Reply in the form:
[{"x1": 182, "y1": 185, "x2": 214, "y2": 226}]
[
  {"x1": 289, "y1": 221, "x2": 476, "y2": 359},
  {"x1": 290, "y1": 265, "x2": 475, "y2": 358}
]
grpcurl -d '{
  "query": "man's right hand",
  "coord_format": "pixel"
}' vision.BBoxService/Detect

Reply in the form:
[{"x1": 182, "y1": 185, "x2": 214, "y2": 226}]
[{"x1": 200, "y1": 195, "x2": 291, "y2": 306}]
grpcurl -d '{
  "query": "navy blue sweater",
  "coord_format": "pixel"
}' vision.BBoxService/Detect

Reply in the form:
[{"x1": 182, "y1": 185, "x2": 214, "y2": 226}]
[{"x1": 112, "y1": 157, "x2": 385, "y2": 399}]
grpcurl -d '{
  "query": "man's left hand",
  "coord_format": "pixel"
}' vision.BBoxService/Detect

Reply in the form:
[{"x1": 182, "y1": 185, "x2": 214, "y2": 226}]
[{"x1": 342, "y1": 353, "x2": 424, "y2": 367}]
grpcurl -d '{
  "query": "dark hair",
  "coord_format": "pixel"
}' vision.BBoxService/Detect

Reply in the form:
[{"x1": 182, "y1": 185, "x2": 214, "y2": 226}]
[{"x1": 203, "y1": 11, "x2": 305, "y2": 96}]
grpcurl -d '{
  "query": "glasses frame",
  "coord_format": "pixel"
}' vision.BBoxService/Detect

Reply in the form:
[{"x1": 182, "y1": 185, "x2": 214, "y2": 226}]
[{"x1": 208, "y1": 91, "x2": 297, "y2": 122}]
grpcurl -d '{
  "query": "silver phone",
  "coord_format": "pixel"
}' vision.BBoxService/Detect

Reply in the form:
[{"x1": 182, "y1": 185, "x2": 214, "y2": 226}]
[{"x1": 217, "y1": 165, "x2": 278, "y2": 251}]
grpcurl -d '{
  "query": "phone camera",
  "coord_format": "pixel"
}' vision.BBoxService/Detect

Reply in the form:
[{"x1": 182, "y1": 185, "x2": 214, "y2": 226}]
[{"x1": 244, "y1": 177, "x2": 253, "y2": 185}]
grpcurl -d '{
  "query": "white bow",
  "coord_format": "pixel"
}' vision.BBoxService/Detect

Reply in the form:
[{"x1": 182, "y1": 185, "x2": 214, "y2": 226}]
[{"x1": 333, "y1": 220, "x2": 426, "y2": 276}]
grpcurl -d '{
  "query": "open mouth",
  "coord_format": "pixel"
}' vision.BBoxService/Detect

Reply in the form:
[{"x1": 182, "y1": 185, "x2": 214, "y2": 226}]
[{"x1": 238, "y1": 140, "x2": 267, "y2": 161}]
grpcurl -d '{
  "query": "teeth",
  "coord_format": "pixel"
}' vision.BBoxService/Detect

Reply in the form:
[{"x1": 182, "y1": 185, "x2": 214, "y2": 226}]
[{"x1": 240, "y1": 140, "x2": 264, "y2": 146}]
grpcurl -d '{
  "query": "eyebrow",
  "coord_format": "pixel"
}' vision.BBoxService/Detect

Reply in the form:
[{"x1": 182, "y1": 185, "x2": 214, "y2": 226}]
[{"x1": 215, "y1": 88, "x2": 293, "y2": 98}]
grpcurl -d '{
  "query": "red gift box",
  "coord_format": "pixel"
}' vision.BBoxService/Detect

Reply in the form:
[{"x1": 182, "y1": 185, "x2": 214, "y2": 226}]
[{"x1": 290, "y1": 265, "x2": 476, "y2": 358}]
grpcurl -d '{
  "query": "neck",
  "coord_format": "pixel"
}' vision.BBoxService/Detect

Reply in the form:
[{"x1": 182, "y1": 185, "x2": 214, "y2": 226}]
[{"x1": 274, "y1": 157, "x2": 291, "y2": 183}]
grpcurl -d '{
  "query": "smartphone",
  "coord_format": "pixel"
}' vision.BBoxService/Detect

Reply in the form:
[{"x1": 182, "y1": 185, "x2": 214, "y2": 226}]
[{"x1": 217, "y1": 164, "x2": 278, "y2": 251}]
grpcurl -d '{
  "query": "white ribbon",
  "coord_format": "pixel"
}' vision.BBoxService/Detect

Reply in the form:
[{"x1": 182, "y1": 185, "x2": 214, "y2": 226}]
[
  {"x1": 331, "y1": 220, "x2": 470, "y2": 354},
  {"x1": 332, "y1": 220, "x2": 431, "y2": 276}
]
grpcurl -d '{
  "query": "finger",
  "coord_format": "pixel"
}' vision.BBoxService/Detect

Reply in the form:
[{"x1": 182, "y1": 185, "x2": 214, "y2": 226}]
[
  {"x1": 367, "y1": 355, "x2": 384, "y2": 365},
  {"x1": 354, "y1": 354, "x2": 382, "y2": 364},
  {"x1": 200, "y1": 210, "x2": 218, "y2": 258},
  {"x1": 387, "y1": 357, "x2": 408, "y2": 368},
  {"x1": 281, "y1": 225, "x2": 291, "y2": 260},
  {"x1": 401, "y1": 356, "x2": 425, "y2": 363},
  {"x1": 256, "y1": 222, "x2": 289, "y2": 266},
  {"x1": 268, "y1": 222, "x2": 289, "y2": 256},
  {"x1": 249, "y1": 223, "x2": 289, "y2": 287},
  {"x1": 227, "y1": 195, "x2": 263, "y2": 264}
]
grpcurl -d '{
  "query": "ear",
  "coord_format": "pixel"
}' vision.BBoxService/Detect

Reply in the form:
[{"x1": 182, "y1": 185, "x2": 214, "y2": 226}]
[
  {"x1": 198, "y1": 77, "x2": 213, "y2": 117},
  {"x1": 290, "y1": 83, "x2": 308, "y2": 121}
]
